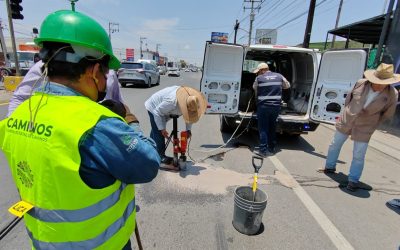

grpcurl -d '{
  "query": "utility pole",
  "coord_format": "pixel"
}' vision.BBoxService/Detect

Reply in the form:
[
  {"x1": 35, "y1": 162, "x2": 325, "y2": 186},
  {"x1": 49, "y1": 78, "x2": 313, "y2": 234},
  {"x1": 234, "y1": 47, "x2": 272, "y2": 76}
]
[
  {"x1": 108, "y1": 22, "x2": 119, "y2": 40},
  {"x1": 5, "y1": 0, "x2": 20, "y2": 75},
  {"x1": 0, "y1": 20, "x2": 9, "y2": 67},
  {"x1": 331, "y1": 0, "x2": 344, "y2": 48},
  {"x1": 303, "y1": 0, "x2": 316, "y2": 48},
  {"x1": 156, "y1": 43, "x2": 161, "y2": 53},
  {"x1": 382, "y1": 0, "x2": 389, "y2": 14},
  {"x1": 244, "y1": 0, "x2": 263, "y2": 46},
  {"x1": 140, "y1": 37, "x2": 146, "y2": 59},
  {"x1": 374, "y1": 0, "x2": 396, "y2": 66},
  {"x1": 234, "y1": 19, "x2": 239, "y2": 44}
]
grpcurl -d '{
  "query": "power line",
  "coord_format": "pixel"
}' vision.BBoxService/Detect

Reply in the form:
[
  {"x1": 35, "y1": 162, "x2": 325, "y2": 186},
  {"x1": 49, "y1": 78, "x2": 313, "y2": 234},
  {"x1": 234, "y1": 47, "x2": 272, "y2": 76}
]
[
  {"x1": 252, "y1": 0, "x2": 331, "y2": 43},
  {"x1": 253, "y1": 0, "x2": 295, "y2": 28}
]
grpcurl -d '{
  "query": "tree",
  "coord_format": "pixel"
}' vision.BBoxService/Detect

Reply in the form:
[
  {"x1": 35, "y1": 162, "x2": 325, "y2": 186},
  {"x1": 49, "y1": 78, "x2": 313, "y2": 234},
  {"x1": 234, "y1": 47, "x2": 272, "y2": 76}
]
[{"x1": 180, "y1": 60, "x2": 187, "y2": 68}]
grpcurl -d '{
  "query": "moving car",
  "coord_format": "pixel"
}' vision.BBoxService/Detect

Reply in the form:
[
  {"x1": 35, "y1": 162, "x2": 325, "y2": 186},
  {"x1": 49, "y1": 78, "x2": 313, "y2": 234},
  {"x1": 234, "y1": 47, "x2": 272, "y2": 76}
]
[
  {"x1": 118, "y1": 61, "x2": 160, "y2": 88},
  {"x1": 157, "y1": 66, "x2": 167, "y2": 75},
  {"x1": 167, "y1": 68, "x2": 180, "y2": 77},
  {"x1": 200, "y1": 42, "x2": 368, "y2": 135}
]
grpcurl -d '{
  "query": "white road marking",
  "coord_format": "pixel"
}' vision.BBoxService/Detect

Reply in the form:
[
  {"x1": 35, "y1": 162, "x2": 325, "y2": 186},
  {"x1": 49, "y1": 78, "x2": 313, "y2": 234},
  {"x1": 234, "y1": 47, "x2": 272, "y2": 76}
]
[{"x1": 269, "y1": 155, "x2": 354, "y2": 250}]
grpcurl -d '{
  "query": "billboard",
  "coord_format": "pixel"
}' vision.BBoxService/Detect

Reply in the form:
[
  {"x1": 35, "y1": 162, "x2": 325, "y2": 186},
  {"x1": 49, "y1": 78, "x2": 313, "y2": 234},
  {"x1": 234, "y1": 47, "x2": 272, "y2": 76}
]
[
  {"x1": 255, "y1": 29, "x2": 277, "y2": 45},
  {"x1": 211, "y1": 32, "x2": 228, "y2": 43},
  {"x1": 126, "y1": 48, "x2": 134, "y2": 61}
]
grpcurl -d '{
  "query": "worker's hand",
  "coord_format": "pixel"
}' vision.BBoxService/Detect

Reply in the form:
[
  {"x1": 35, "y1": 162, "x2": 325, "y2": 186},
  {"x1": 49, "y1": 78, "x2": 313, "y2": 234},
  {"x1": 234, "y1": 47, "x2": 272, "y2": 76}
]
[
  {"x1": 186, "y1": 130, "x2": 192, "y2": 138},
  {"x1": 161, "y1": 129, "x2": 169, "y2": 138},
  {"x1": 124, "y1": 104, "x2": 139, "y2": 124}
]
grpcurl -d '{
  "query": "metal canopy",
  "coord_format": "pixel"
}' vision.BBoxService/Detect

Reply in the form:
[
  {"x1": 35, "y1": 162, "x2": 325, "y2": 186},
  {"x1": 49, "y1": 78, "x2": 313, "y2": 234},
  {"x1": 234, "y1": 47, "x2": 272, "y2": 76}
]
[{"x1": 328, "y1": 14, "x2": 392, "y2": 45}]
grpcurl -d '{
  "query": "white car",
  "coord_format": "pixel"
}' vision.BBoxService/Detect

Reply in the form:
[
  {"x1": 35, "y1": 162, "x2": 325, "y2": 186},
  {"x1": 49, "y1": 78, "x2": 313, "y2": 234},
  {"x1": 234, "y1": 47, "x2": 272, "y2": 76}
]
[
  {"x1": 167, "y1": 68, "x2": 180, "y2": 77},
  {"x1": 118, "y1": 62, "x2": 160, "y2": 88}
]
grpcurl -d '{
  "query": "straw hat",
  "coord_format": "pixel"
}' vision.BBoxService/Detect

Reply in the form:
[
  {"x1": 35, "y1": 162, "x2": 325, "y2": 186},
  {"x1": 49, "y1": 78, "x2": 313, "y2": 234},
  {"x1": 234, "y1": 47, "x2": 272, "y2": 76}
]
[
  {"x1": 253, "y1": 63, "x2": 269, "y2": 74},
  {"x1": 364, "y1": 63, "x2": 400, "y2": 85},
  {"x1": 176, "y1": 86, "x2": 207, "y2": 124}
]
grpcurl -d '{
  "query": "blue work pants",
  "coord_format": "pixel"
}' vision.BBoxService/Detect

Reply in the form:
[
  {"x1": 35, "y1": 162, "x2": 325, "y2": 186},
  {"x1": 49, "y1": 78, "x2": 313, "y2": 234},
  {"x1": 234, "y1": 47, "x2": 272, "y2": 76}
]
[{"x1": 257, "y1": 104, "x2": 280, "y2": 153}]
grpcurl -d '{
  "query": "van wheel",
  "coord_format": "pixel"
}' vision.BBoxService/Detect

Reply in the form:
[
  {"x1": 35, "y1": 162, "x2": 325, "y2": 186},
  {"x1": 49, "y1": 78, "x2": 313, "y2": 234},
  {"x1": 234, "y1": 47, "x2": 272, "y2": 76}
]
[
  {"x1": 220, "y1": 116, "x2": 234, "y2": 133},
  {"x1": 156, "y1": 76, "x2": 160, "y2": 85}
]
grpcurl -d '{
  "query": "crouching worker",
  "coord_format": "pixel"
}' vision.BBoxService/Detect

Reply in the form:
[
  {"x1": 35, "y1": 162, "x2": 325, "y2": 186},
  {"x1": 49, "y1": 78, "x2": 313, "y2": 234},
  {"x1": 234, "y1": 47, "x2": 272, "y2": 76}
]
[
  {"x1": 319, "y1": 63, "x2": 398, "y2": 192},
  {"x1": 145, "y1": 86, "x2": 207, "y2": 165},
  {"x1": 0, "y1": 10, "x2": 160, "y2": 250}
]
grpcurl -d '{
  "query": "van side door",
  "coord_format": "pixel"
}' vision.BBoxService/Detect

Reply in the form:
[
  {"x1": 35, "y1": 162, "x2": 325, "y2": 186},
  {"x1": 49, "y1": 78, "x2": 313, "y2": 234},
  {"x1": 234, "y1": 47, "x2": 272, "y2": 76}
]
[
  {"x1": 310, "y1": 49, "x2": 367, "y2": 124},
  {"x1": 200, "y1": 42, "x2": 245, "y2": 114}
]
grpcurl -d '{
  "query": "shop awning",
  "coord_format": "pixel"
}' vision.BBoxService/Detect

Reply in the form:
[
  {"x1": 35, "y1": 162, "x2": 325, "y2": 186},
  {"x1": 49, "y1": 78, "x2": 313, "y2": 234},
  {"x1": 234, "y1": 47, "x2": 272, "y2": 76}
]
[{"x1": 328, "y1": 14, "x2": 392, "y2": 45}]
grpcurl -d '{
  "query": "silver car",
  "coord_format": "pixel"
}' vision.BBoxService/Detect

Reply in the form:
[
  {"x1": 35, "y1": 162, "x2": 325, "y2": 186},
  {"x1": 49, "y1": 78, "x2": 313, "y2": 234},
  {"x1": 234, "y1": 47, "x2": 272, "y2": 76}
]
[
  {"x1": 118, "y1": 62, "x2": 160, "y2": 88},
  {"x1": 157, "y1": 66, "x2": 167, "y2": 75},
  {"x1": 167, "y1": 68, "x2": 180, "y2": 77}
]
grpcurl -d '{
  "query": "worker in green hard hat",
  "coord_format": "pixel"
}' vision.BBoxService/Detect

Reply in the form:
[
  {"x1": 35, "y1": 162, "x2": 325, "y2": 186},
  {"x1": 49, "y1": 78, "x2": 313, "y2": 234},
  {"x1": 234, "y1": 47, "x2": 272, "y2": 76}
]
[{"x1": 0, "y1": 10, "x2": 160, "y2": 250}]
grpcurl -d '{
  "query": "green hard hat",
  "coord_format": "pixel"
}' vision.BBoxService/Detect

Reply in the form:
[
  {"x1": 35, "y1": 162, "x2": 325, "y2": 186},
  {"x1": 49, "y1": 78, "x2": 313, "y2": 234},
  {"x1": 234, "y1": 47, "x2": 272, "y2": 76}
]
[{"x1": 34, "y1": 10, "x2": 120, "y2": 69}]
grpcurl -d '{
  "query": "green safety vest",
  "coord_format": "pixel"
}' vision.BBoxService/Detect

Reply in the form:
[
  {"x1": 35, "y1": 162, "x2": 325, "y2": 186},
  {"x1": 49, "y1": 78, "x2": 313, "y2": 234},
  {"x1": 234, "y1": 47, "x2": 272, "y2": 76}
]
[{"x1": 0, "y1": 93, "x2": 136, "y2": 249}]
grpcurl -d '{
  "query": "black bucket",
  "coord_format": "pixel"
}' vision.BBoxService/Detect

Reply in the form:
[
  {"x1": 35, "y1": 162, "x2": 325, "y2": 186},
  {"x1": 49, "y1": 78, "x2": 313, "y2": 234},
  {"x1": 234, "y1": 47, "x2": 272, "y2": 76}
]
[{"x1": 232, "y1": 186, "x2": 268, "y2": 235}]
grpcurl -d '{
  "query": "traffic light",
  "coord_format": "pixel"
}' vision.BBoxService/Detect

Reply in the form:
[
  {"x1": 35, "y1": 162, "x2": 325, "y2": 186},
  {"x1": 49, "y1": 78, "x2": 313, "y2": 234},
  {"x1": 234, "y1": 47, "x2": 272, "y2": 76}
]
[{"x1": 10, "y1": 0, "x2": 23, "y2": 20}]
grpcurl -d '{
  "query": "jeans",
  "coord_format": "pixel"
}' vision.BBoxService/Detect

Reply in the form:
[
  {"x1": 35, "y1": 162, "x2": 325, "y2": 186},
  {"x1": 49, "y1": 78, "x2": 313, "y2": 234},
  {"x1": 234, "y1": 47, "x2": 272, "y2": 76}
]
[
  {"x1": 148, "y1": 111, "x2": 165, "y2": 157},
  {"x1": 325, "y1": 131, "x2": 369, "y2": 183},
  {"x1": 257, "y1": 104, "x2": 280, "y2": 153}
]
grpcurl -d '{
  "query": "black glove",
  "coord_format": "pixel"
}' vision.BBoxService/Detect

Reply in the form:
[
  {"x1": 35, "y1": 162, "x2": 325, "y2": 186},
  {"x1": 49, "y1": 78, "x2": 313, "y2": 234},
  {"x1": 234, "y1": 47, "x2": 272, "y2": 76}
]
[{"x1": 100, "y1": 100, "x2": 126, "y2": 117}]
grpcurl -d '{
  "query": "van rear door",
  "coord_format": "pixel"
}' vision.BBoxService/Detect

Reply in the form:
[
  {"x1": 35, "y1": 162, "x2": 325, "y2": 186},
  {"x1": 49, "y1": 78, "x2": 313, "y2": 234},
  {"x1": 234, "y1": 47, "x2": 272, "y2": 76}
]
[
  {"x1": 200, "y1": 42, "x2": 245, "y2": 114},
  {"x1": 310, "y1": 49, "x2": 367, "y2": 124}
]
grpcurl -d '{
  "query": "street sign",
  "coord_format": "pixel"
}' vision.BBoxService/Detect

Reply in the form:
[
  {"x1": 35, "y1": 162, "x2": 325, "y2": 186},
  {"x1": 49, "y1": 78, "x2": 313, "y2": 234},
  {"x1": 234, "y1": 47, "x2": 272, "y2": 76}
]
[{"x1": 255, "y1": 29, "x2": 277, "y2": 45}]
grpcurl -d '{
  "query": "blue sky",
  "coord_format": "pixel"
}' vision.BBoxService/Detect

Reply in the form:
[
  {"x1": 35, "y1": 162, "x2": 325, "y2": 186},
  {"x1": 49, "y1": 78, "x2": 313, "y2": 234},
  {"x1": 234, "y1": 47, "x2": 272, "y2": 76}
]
[{"x1": 0, "y1": 0, "x2": 391, "y2": 65}]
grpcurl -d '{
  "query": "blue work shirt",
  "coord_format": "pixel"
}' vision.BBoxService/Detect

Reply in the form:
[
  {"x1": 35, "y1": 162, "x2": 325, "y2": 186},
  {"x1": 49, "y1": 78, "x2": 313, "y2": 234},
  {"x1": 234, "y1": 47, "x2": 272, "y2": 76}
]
[{"x1": 36, "y1": 82, "x2": 160, "y2": 188}]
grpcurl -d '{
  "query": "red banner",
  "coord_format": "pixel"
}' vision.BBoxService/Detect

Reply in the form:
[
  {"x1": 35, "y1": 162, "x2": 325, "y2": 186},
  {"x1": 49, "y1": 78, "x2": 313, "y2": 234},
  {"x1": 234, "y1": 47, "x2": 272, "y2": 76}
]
[{"x1": 126, "y1": 48, "x2": 134, "y2": 61}]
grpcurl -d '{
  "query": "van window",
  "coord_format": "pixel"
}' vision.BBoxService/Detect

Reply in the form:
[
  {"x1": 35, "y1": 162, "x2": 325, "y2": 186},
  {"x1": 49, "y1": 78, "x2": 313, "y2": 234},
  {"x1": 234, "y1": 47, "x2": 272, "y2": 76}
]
[{"x1": 121, "y1": 63, "x2": 143, "y2": 69}]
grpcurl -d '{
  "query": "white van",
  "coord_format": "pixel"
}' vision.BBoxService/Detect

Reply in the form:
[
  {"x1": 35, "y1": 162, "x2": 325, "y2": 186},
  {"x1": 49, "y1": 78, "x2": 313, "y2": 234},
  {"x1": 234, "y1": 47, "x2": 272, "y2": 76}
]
[{"x1": 200, "y1": 42, "x2": 368, "y2": 135}]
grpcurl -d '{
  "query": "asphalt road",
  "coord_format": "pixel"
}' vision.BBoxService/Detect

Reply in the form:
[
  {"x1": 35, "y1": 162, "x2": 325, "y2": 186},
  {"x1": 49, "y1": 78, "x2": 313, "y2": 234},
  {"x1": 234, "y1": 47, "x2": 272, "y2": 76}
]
[{"x1": 0, "y1": 72, "x2": 399, "y2": 250}]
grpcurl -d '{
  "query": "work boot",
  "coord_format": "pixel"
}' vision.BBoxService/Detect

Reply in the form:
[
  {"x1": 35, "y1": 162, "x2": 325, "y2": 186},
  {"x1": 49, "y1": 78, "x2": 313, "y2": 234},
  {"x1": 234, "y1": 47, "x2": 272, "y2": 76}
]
[
  {"x1": 346, "y1": 181, "x2": 359, "y2": 192},
  {"x1": 161, "y1": 156, "x2": 173, "y2": 165},
  {"x1": 317, "y1": 168, "x2": 336, "y2": 174},
  {"x1": 253, "y1": 149, "x2": 268, "y2": 158},
  {"x1": 387, "y1": 199, "x2": 400, "y2": 209},
  {"x1": 268, "y1": 146, "x2": 276, "y2": 154}
]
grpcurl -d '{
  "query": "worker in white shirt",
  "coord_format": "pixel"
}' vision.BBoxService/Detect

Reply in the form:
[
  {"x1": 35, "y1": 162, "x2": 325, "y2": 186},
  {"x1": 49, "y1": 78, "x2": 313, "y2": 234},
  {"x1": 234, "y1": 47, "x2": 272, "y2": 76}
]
[{"x1": 145, "y1": 86, "x2": 207, "y2": 164}]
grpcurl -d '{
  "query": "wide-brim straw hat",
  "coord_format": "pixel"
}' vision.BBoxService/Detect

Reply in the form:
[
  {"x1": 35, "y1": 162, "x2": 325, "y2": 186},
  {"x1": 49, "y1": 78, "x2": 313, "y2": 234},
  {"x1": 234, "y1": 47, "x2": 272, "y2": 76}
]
[
  {"x1": 253, "y1": 62, "x2": 269, "y2": 74},
  {"x1": 176, "y1": 86, "x2": 207, "y2": 124},
  {"x1": 364, "y1": 63, "x2": 400, "y2": 85}
]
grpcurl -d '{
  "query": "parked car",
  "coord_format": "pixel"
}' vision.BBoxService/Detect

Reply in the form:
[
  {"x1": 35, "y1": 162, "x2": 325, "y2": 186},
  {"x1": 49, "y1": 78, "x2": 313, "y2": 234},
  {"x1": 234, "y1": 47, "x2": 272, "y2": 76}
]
[
  {"x1": 167, "y1": 68, "x2": 180, "y2": 77},
  {"x1": 157, "y1": 66, "x2": 167, "y2": 75},
  {"x1": 184, "y1": 68, "x2": 190, "y2": 72},
  {"x1": 0, "y1": 51, "x2": 39, "y2": 80},
  {"x1": 201, "y1": 42, "x2": 368, "y2": 135},
  {"x1": 118, "y1": 61, "x2": 160, "y2": 88}
]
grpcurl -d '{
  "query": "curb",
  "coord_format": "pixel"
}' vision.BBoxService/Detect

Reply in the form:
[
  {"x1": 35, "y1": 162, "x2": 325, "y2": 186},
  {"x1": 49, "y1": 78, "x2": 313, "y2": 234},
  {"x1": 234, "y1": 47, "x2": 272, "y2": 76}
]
[{"x1": 321, "y1": 124, "x2": 400, "y2": 162}]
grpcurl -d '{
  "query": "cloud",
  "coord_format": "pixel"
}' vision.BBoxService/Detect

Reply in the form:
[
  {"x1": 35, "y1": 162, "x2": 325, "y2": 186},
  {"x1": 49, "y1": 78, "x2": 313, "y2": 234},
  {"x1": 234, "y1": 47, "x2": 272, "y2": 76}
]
[
  {"x1": 136, "y1": 18, "x2": 179, "y2": 42},
  {"x1": 184, "y1": 45, "x2": 191, "y2": 50}
]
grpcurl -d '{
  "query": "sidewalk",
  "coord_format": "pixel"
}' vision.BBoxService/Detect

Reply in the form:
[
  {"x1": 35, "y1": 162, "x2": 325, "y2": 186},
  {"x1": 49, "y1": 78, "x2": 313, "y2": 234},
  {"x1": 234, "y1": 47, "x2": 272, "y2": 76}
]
[{"x1": 322, "y1": 124, "x2": 400, "y2": 162}]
